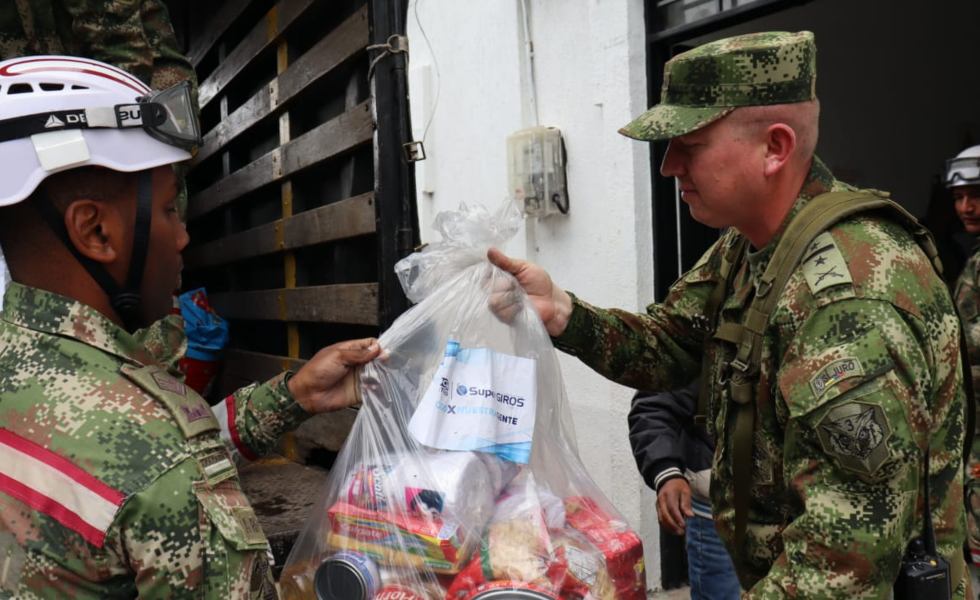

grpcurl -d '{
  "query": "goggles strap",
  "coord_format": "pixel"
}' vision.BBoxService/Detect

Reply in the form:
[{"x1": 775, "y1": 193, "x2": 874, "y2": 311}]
[
  {"x1": 125, "y1": 171, "x2": 153, "y2": 309},
  {"x1": 0, "y1": 104, "x2": 157, "y2": 143}
]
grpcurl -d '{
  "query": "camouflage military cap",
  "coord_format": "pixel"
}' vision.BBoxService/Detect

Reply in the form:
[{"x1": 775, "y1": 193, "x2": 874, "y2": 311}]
[{"x1": 620, "y1": 31, "x2": 817, "y2": 141}]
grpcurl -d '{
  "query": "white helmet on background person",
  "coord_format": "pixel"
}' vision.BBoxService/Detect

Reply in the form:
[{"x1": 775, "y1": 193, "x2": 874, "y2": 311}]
[
  {"x1": 0, "y1": 55, "x2": 198, "y2": 206},
  {"x1": 945, "y1": 144, "x2": 980, "y2": 189}
]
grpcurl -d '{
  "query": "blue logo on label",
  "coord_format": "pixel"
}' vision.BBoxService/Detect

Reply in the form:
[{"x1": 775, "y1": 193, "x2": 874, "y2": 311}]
[{"x1": 456, "y1": 384, "x2": 468, "y2": 396}]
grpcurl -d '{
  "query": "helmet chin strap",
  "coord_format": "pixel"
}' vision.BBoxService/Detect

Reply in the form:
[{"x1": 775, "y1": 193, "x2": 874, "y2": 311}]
[{"x1": 35, "y1": 170, "x2": 154, "y2": 332}]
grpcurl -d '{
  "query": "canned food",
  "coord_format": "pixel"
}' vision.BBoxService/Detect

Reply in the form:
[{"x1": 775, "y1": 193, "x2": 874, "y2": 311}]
[
  {"x1": 375, "y1": 584, "x2": 427, "y2": 600},
  {"x1": 314, "y1": 551, "x2": 381, "y2": 600},
  {"x1": 467, "y1": 581, "x2": 558, "y2": 599}
]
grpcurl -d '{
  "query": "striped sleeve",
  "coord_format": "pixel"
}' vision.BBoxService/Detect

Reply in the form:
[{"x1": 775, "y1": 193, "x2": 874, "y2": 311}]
[
  {"x1": 0, "y1": 428, "x2": 124, "y2": 548},
  {"x1": 652, "y1": 466, "x2": 685, "y2": 492}
]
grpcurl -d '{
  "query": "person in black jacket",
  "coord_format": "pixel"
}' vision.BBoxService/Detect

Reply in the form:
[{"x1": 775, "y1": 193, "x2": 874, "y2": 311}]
[{"x1": 629, "y1": 381, "x2": 740, "y2": 599}]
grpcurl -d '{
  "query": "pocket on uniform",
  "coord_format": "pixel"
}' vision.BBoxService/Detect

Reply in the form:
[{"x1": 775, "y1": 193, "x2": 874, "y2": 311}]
[{"x1": 194, "y1": 478, "x2": 269, "y2": 552}]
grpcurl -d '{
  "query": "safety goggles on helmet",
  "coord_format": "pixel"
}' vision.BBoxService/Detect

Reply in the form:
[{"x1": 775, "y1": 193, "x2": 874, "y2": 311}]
[
  {"x1": 945, "y1": 156, "x2": 980, "y2": 188},
  {"x1": 0, "y1": 80, "x2": 199, "y2": 150}
]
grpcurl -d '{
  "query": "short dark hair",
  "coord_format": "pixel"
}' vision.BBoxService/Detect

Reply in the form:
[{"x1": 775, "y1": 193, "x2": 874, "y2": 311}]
[{"x1": 36, "y1": 166, "x2": 136, "y2": 211}]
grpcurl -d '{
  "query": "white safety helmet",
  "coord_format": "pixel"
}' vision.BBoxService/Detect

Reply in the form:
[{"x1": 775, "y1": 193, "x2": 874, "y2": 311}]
[
  {"x1": 945, "y1": 144, "x2": 980, "y2": 189},
  {"x1": 0, "y1": 55, "x2": 198, "y2": 206}
]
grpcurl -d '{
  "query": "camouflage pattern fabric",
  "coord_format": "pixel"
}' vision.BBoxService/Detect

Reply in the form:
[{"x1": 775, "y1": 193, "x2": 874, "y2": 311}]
[
  {"x1": 0, "y1": 0, "x2": 199, "y2": 217},
  {"x1": 955, "y1": 248, "x2": 980, "y2": 367},
  {"x1": 0, "y1": 0, "x2": 196, "y2": 97},
  {"x1": 555, "y1": 157, "x2": 968, "y2": 598},
  {"x1": 954, "y1": 246, "x2": 980, "y2": 567},
  {"x1": 134, "y1": 311, "x2": 188, "y2": 377},
  {"x1": 620, "y1": 31, "x2": 816, "y2": 142},
  {"x1": 0, "y1": 282, "x2": 309, "y2": 598}
]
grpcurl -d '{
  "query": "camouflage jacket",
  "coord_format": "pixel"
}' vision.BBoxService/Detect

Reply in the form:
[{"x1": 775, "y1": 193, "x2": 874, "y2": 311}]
[
  {"x1": 955, "y1": 245, "x2": 980, "y2": 375},
  {"x1": 0, "y1": 0, "x2": 195, "y2": 93},
  {"x1": 954, "y1": 245, "x2": 980, "y2": 567},
  {"x1": 556, "y1": 157, "x2": 968, "y2": 598},
  {"x1": 0, "y1": 283, "x2": 309, "y2": 598}
]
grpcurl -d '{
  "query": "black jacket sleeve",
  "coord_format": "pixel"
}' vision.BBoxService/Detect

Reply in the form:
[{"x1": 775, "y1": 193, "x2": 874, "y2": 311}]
[{"x1": 628, "y1": 380, "x2": 709, "y2": 491}]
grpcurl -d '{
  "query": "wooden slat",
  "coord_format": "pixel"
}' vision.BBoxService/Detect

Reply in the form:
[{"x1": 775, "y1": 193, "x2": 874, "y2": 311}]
[
  {"x1": 188, "y1": 2, "x2": 252, "y2": 67},
  {"x1": 188, "y1": 101, "x2": 373, "y2": 220},
  {"x1": 211, "y1": 284, "x2": 379, "y2": 325},
  {"x1": 197, "y1": 87, "x2": 270, "y2": 166},
  {"x1": 185, "y1": 193, "x2": 375, "y2": 270},
  {"x1": 221, "y1": 348, "x2": 306, "y2": 385},
  {"x1": 277, "y1": 5, "x2": 368, "y2": 103},
  {"x1": 198, "y1": 0, "x2": 316, "y2": 109},
  {"x1": 195, "y1": 6, "x2": 369, "y2": 165}
]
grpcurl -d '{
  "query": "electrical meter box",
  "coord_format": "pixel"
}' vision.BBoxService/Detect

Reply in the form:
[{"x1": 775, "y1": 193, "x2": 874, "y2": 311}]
[{"x1": 507, "y1": 126, "x2": 569, "y2": 218}]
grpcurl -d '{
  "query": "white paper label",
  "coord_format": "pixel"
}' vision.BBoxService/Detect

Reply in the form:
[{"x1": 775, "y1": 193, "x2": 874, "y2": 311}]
[{"x1": 409, "y1": 340, "x2": 537, "y2": 463}]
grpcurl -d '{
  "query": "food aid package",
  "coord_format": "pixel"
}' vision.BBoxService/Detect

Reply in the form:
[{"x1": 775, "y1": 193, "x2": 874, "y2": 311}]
[{"x1": 281, "y1": 204, "x2": 646, "y2": 600}]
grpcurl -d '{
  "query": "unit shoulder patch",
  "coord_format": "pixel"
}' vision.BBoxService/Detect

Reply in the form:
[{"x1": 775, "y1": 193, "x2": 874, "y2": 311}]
[
  {"x1": 801, "y1": 231, "x2": 853, "y2": 295},
  {"x1": 816, "y1": 401, "x2": 892, "y2": 476}
]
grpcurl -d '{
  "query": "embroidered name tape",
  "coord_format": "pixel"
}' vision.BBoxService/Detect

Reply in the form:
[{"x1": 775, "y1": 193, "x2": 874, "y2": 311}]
[{"x1": 810, "y1": 357, "x2": 864, "y2": 398}]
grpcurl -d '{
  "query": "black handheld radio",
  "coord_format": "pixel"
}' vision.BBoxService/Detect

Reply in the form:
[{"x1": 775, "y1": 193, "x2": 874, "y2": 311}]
[{"x1": 893, "y1": 448, "x2": 951, "y2": 599}]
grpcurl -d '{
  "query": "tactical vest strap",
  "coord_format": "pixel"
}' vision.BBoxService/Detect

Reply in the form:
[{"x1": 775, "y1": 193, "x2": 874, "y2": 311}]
[
  {"x1": 950, "y1": 551, "x2": 966, "y2": 597},
  {"x1": 695, "y1": 236, "x2": 749, "y2": 426},
  {"x1": 713, "y1": 322, "x2": 742, "y2": 345},
  {"x1": 731, "y1": 386, "x2": 756, "y2": 556},
  {"x1": 729, "y1": 191, "x2": 895, "y2": 377}
]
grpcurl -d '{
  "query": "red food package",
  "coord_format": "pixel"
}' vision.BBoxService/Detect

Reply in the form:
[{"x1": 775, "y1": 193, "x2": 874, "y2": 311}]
[
  {"x1": 445, "y1": 554, "x2": 487, "y2": 599},
  {"x1": 564, "y1": 497, "x2": 646, "y2": 600}
]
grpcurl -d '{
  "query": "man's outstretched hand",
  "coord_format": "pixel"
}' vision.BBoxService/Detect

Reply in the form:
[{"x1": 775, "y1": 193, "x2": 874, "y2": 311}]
[
  {"x1": 288, "y1": 338, "x2": 382, "y2": 413},
  {"x1": 487, "y1": 248, "x2": 573, "y2": 337}
]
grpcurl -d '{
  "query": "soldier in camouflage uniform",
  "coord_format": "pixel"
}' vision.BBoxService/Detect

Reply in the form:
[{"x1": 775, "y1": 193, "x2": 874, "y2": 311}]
[
  {"x1": 490, "y1": 31, "x2": 969, "y2": 597},
  {"x1": 946, "y1": 145, "x2": 980, "y2": 575},
  {"x1": 0, "y1": 56, "x2": 380, "y2": 598}
]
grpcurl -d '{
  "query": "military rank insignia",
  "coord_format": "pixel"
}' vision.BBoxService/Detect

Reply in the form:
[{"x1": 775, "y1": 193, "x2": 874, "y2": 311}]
[
  {"x1": 801, "y1": 231, "x2": 853, "y2": 295},
  {"x1": 816, "y1": 401, "x2": 892, "y2": 476},
  {"x1": 151, "y1": 370, "x2": 187, "y2": 397}
]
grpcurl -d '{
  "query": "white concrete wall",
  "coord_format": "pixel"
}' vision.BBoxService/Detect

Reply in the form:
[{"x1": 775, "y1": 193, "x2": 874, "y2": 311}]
[{"x1": 406, "y1": 0, "x2": 660, "y2": 590}]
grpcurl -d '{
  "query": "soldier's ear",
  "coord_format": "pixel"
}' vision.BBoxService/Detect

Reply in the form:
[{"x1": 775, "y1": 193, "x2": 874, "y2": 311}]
[
  {"x1": 63, "y1": 199, "x2": 120, "y2": 265},
  {"x1": 763, "y1": 123, "x2": 797, "y2": 177}
]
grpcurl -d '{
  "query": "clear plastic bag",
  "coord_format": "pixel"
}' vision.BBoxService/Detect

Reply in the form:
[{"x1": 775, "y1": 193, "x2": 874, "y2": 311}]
[{"x1": 281, "y1": 203, "x2": 646, "y2": 600}]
